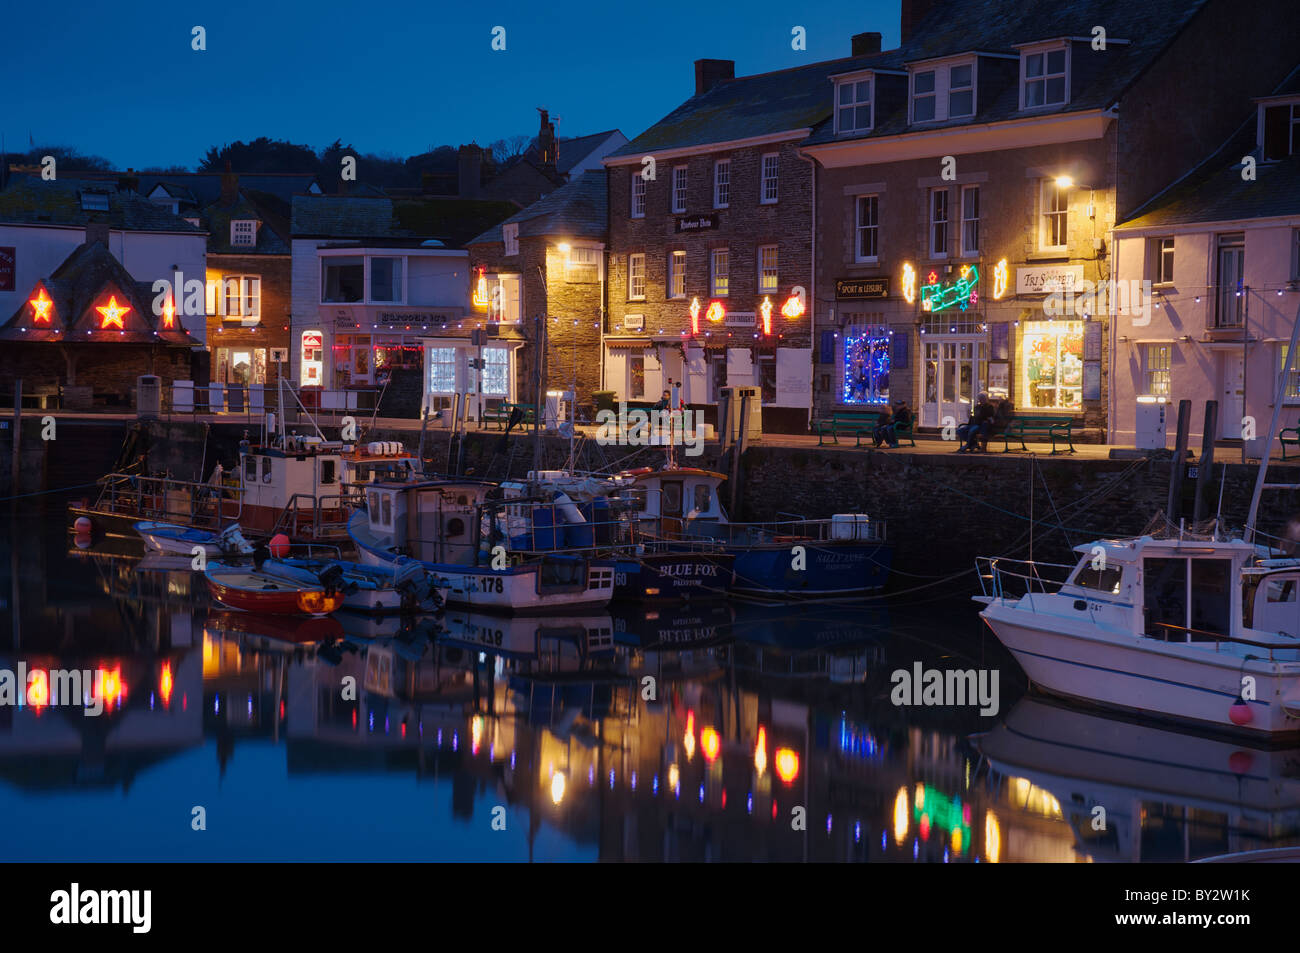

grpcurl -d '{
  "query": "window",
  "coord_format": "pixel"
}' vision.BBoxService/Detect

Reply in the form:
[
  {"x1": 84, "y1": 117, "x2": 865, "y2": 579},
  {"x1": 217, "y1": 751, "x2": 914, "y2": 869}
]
[
  {"x1": 1267, "y1": 578, "x2": 1297, "y2": 602},
  {"x1": 761, "y1": 153, "x2": 779, "y2": 204},
  {"x1": 1280, "y1": 345, "x2": 1300, "y2": 402},
  {"x1": 912, "y1": 70, "x2": 937, "y2": 122},
  {"x1": 758, "y1": 354, "x2": 776, "y2": 403},
  {"x1": 1292, "y1": 228, "x2": 1300, "y2": 280},
  {"x1": 218, "y1": 276, "x2": 261, "y2": 319},
  {"x1": 244, "y1": 456, "x2": 256, "y2": 481},
  {"x1": 503, "y1": 223, "x2": 519, "y2": 256},
  {"x1": 1144, "y1": 344, "x2": 1172, "y2": 397},
  {"x1": 1040, "y1": 179, "x2": 1068, "y2": 252},
  {"x1": 628, "y1": 253, "x2": 645, "y2": 300},
  {"x1": 672, "y1": 166, "x2": 688, "y2": 213},
  {"x1": 714, "y1": 160, "x2": 730, "y2": 209},
  {"x1": 837, "y1": 78, "x2": 873, "y2": 133},
  {"x1": 1023, "y1": 47, "x2": 1067, "y2": 108},
  {"x1": 1215, "y1": 233, "x2": 1245, "y2": 328},
  {"x1": 710, "y1": 248, "x2": 729, "y2": 296},
  {"x1": 429, "y1": 347, "x2": 457, "y2": 394},
  {"x1": 948, "y1": 64, "x2": 974, "y2": 118},
  {"x1": 487, "y1": 273, "x2": 521, "y2": 323},
  {"x1": 1021, "y1": 320, "x2": 1083, "y2": 410},
  {"x1": 322, "y1": 256, "x2": 364, "y2": 303},
  {"x1": 1073, "y1": 564, "x2": 1122, "y2": 594},
  {"x1": 1154, "y1": 237, "x2": 1175, "y2": 285},
  {"x1": 930, "y1": 188, "x2": 949, "y2": 257},
  {"x1": 631, "y1": 174, "x2": 646, "y2": 218},
  {"x1": 565, "y1": 246, "x2": 600, "y2": 283},
  {"x1": 482, "y1": 348, "x2": 509, "y2": 396},
  {"x1": 669, "y1": 250, "x2": 686, "y2": 299},
  {"x1": 758, "y1": 245, "x2": 779, "y2": 293},
  {"x1": 230, "y1": 220, "x2": 256, "y2": 246},
  {"x1": 960, "y1": 186, "x2": 980, "y2": 256},
  {"x1": 842, "y1": 323, "x2": 891, "y2": 404},
  {"x1": 629, "y1": 355, "x2": 645, "y2": 399},
  {"x1": 693, "y1": 484, "x2": 711, "y2": 514},
  {"x1": 855, "y1": 195, "x2": 879, "y2": 261},
  {"x1": 79, "y1": 191, "x2": 109, "y2": 211},
  {"x1": 370, "y1": 257, "x2": 404, "y2": 303},
  {"x1": 1261, "y1": 102, "x2": 1300, "y2": 160}
]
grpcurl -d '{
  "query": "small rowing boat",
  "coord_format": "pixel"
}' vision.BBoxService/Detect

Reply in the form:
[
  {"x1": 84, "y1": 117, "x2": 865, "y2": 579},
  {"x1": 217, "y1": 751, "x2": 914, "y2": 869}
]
[
  {"x1": 135, "y1": 521, "x2": 254, "y2": 558},
  {"x1": 205, "y1": 563, "x2": 344, "y2": 616},
  {"x1": 259, "y1": 557, "x2": 445, "y2": 614}
]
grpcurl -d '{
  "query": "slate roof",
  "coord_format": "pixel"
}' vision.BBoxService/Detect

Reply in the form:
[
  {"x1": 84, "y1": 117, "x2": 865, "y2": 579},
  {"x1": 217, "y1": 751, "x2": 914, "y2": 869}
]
[
  {"x1": 290, "y1": 194, "x2": 405, "y2": 238},
  {"x1": 0, "y1": 175, "x2": 206, "y2": 233},
  {"x1": 392, "y1": 196, "x2": 524, "y2": 248},
  {"x1": 609, "y1": 0, "x2": 1211, "y2": 156},
  {"x1": 75, "y1": 171, "x2": 321, "y2": 207},
  {"x1": 202, "y1": 190, "x2": 292, "y2": 254},
  {"x1": 0, "y1": 240, "x2": 199, "y2": 344},
  {"x1": 527, "y1": 130, "x2": 624, "y2": 175},
  {"x1": 466, "y1": 170, "x2": 607, "y2": 246}
]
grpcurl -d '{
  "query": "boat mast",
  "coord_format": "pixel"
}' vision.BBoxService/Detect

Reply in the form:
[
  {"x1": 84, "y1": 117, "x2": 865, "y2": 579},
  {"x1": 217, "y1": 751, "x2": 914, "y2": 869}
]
[{"x1": 1245, "y1": 300, "x2": 1300, "y2": 543}]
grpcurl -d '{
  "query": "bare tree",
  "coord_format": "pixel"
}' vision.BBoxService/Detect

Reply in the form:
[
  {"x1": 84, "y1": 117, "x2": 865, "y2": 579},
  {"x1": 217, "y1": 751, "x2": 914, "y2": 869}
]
[{"x1": 487, "y1": 134, "x2": 532, "y2": 163}]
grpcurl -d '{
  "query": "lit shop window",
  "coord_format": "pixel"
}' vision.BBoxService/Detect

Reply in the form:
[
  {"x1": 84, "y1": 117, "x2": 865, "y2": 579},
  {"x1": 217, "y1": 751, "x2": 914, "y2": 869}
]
[
  {"x1": 301, "y1": 330, "x2": 324, "y2": 385},
  {"x1": 482, "y1": 348, "x2": 509, "y2": 396},
  {"x1": 1021, "y1": 320, "x2": 1083, "y2": 410},
  {"x1": 429, "y1": 347, "x2": 457, "y2": 394},
  {"x1": 842, "y1": 326, "x2": 891, "y2": 404}
]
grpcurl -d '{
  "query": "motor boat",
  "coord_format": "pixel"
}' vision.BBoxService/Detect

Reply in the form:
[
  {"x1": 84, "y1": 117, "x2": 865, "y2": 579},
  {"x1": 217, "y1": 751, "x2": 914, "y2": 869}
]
[
  {"x1": 135, "y1": 521, "x2": 254, "y2": 558},
  {"x1": 205, "y1": 563, "x2": 345, "y2": 617},
  {"x1": 258, "y1": 556, "x2": 445, "y2": 614}
]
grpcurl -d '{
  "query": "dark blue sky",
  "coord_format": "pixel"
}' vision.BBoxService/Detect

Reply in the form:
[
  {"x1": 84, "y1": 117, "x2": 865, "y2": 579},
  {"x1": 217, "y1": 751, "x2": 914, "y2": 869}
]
[{"x1": 3, "y1": 0, "x2": 898, "y2": 170}]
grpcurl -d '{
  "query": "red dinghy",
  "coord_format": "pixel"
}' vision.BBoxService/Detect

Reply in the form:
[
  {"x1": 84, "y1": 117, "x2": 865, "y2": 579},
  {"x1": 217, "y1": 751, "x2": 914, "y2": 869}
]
[{"x1": 205, "y1": 563, "x2": 344, "y2": 616}]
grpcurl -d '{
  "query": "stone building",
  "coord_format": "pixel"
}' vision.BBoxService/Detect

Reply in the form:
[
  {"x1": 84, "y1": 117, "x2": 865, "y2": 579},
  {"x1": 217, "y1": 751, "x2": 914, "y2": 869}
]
[
  {"x1": 800, "y1": 0, "x2": 1300, "y2": 437},
  {"x1": 465, "y1": 170, "x2": 607, "y2": 417},
  {"x1": 1110, "y1": 64, "x2": 1300, "y2": 448},
  {"x1": 602, "y1": 48, "x2": 895, "y2": 432}
]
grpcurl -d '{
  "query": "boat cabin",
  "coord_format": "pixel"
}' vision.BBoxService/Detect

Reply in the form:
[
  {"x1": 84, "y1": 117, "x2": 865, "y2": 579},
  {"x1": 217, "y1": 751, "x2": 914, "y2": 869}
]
[
  {"x1": 239, "y1": 434, "x2": 346, "y2": 513},
  {"x1": 1058, "y1": 536, "x2": 1263, "y2": 644},
  {"x1": 630, "y1": 468, "x2": 729, "y2": 534},
  {"x1": 364, "y1": 480, "x2": 494, "y2": 565}
]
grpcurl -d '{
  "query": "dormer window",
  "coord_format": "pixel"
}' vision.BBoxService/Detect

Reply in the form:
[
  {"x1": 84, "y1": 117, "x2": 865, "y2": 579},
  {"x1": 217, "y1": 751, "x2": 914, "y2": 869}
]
[
  {"x1": 836, "y1": 76, "x2": 873, "y2": 134},
  {"x1": 1261, "y1": 101, "x2": 1300, "y2": 160},
  {"x1": 503, "y1": 223, "x2": 519, "y2": 256},
  {"x1": 80, "y1": 191, "x2": 109, "y2": 212},
  {"x1": 909, "y1": 59, "x2": 976, "y2": 124},
  {"x1": 231, "y1": 220, "x2": 256, "y2": 246},
  {"x1": 1021, "y1": 43, "x2": 1068, "y2": 109}
]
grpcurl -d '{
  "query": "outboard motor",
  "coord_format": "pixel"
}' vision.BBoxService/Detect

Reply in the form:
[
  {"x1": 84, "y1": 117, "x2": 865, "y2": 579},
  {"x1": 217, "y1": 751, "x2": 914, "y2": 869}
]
[{"x1": 316, "y1": 564, "x2": 351, "y2": 597}]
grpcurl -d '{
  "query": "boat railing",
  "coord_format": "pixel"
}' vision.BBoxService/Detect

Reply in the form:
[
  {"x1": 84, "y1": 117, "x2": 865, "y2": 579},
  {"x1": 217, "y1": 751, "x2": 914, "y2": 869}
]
[
  {"x1": 90, "y1": 472, "x2": 243, "y2": 530},
  {"x1": 975, "y1": 556, "x2": 1074, "y2": 603},
  {"x1": 646, "y1": 515, "x2": 887, "y2": 546},
  {"x1": 272, "y1": 490, "x2": 366, "y2": 540},
  {"x1": 1148, "y1": 621, "x2": 1300, "y2": 659}
]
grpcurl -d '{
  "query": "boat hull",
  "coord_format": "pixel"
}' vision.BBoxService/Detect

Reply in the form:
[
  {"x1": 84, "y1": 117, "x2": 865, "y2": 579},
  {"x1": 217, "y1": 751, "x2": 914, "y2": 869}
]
[
  {"x1": 612, "y1": 551, "x2": 734, "y2": 602},
  {"x1": 981, "y1": 603, "x2": 1300, "y2": 739},
  {"x1": 726, "y1": 541, "x2": 892, "y2": 598},
  {"x1": 205, "y1": 567, "x2": 344, "y2": 617}
]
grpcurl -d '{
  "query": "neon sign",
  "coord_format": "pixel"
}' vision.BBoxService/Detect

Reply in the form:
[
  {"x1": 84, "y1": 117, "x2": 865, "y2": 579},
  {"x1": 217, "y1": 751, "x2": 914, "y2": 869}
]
[
  {"x1": 29, "y1": 288, "x2": 53, "y2": 324},
  {"x1": 782, "y1": 285, "x2": 806, "y2": 319},
  {"x1": 706, "y1": 301, "x2": 725, "y2": 323},
  {"x1": 471, "y1": 267, "x2": 489, "y2": 309},
  {"x1": 689, "y1": 296, "x2": 701, "y2": 334},
  {"x1": 760, "y1": 296, "x2": 773, "y2": 335},
  {"x1": 920, "y1": 265, "x2": 979, "y2": 312},
  {"x1": 96, "y1": 295, "x2": 130, "y2": 329},
  {"x1": 993, "y1": 259, "x2": 1009, "y2": 300},
  {"x1": 162, "y1": 296, "x2": 176, "y2": 329},
  {"x1": 901, "y1": 263, "x2": 916, "y2": 304}
]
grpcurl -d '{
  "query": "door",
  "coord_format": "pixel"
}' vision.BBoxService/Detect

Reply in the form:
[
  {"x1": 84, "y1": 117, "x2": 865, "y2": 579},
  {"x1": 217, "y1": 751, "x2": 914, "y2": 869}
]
[
  {"x1": 1220, "y1": 352, "x2": 1244, "y2": 438},
  {"x1": 922, "y1": 339, "x2": 984, "y2": 427}
]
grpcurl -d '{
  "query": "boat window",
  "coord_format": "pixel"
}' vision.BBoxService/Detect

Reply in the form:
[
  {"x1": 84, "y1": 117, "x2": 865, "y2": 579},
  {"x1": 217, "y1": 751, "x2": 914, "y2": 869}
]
[
  {"x1": 1143, "y1": 557, "x2": 1187, "y2": 640},
  {"x1": 261, "y1": 457, "x2": 273, "y2": 483},
  {"x1": 320, "y1": 458, "x2": 337, "y2": 485},
  {"x1": 457, "y1": 495, "x2": 469, "y2": 505},
  {"x1": 1190, "y1": 559, "x2": 1232, "y2": 639},
  {"x1": 367, "y1": 490, "x2": 380, "y2": 515},
  {"x1": 662, "y1": 482, "x2": 683, "y2": 518},
  {"x1": 1267, "y1": 578, "x2": 1297, "y2": 602},
  {"x1": 694, "y1": 484, "x2": 712, "y2": 514},
  {"x1": 381, "y1": 494, "x2": 392, "y2": 526},
  {"x1": 1072, "y1": 564, "x2": 1122, "y2": 594},
  {"x1": 447, "y1": 518, "x2": 465, "y2": 537},
  {"x1": 244, "y1": 456, "x2": 256, "y2": 481}
]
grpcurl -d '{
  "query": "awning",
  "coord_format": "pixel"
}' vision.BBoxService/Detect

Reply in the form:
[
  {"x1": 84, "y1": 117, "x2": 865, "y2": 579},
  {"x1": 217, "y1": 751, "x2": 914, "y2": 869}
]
[{"x1": 604, "y1": 338, "x2": 652, "y2": 349}]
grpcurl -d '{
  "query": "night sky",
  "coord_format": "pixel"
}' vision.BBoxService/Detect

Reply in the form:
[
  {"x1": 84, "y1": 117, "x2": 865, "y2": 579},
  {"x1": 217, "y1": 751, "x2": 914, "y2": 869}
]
[{"x1": 3, "y1": 0, "x2": 898, "y2": 170}]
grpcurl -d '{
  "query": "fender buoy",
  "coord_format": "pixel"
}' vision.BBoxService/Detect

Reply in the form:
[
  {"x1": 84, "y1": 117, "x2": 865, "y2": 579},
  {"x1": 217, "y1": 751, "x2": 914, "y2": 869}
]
[
  {"x1": 1229, "y1": 697, "x2": 1253, "y2": 726},
  {"x1": 269, "y1": 533, "x2": 291, "y2": 558},
  {"x1": 1228, "y1": 750, "x2": 1254, "y2": 774},
  {"x1": 74, "y1": 516, "x2": 92, "y2": 535}
]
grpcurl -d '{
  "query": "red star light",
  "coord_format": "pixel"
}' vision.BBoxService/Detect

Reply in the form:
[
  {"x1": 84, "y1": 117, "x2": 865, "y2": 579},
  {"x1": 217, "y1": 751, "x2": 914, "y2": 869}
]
[
  {"x1": 29, "y1": 288, "x2": 53, "y2": 324},
  {"x1": 96, "y1": 295, "x2": 130, "y2": 330}
]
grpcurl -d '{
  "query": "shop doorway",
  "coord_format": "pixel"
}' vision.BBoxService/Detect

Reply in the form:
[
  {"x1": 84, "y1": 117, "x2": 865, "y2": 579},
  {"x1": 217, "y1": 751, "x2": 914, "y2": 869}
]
[
  {"x1": 922, "y1": 338, "x2": 986, "y2": 428},
  {"x1": 1220, "y1": 351, "x2": 1244, "y2": 439}
]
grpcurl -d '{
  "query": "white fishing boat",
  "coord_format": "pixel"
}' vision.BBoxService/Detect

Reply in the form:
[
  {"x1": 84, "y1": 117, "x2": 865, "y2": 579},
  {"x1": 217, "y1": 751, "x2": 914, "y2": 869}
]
[
  {"x1": 135, "y1": 521, "x2": 254, "y2": 558},
  {"x1": 349, "y1": 480, "x2": 615, "y2": 614},
  {"x1": 258, "y1": 556, "x2": 444, "y2": 614}
]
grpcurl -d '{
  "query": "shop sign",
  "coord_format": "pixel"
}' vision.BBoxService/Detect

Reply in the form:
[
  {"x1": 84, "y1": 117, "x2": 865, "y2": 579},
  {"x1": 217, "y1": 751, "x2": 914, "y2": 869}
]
[
  {"x1": 1016, "y1": 264, "x2": 1084, "y2": 295},
  {"x1": 835, "y1": 277, "x2": 889, "y2": 299},
  {"x1": 675, "y1": 214, "x2": 718, "y2": 233}
]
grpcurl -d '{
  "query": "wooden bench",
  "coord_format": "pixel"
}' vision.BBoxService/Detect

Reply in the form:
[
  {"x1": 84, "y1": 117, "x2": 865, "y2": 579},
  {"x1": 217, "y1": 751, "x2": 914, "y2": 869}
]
[
  {"x1": 890, "y1": 416, "x2": 916, "y2": 448},
  {"x1": 815, "y1": 412, "x2": 882, "y2": 446},
  {"x1": 997, "y1": 416, "x2": 1076, "y2": 454},
  {"x1": 482, "y1": 402, "x2": 536, "y2": 430},
  {"x1": 1281, "y1": 426, "x2": 1300, "y2": 460}
]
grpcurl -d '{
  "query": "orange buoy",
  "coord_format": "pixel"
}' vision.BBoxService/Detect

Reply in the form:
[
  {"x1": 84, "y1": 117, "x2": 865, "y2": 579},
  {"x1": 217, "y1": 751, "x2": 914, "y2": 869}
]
[
  {"x1": 269, "y1": 533, "x2": 291, "y2": 558},
  {"x1": 1229, "y1": 697, "x2": 1253, "y2": 726}
]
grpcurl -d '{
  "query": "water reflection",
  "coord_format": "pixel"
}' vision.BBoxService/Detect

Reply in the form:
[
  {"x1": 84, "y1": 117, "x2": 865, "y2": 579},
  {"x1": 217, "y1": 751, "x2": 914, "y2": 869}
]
[{"x1": 2, "y1": 512, "x2": 1299, "y2": 861}]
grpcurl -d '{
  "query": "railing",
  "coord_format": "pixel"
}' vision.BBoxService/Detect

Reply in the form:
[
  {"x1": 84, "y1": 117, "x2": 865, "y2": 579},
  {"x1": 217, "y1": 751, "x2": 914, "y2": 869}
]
[
  {"x1": 89, "y1": 472, "x2": 243, "y2": 530},
  {"x1": 272, "y1": 491, "x2": 366, "y2": 541},
  {"x1": 659, "y1": 516, "x2": 887, "y2": 547},
  {"x1": 975, "y1": 556, "x2": 1074, "y2": 603}
]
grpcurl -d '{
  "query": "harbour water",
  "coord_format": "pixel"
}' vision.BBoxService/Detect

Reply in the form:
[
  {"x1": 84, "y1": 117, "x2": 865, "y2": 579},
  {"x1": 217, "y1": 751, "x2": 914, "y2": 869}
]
[{"x1": 3, "y1": 509, "x2": 1299, "y2": 863}]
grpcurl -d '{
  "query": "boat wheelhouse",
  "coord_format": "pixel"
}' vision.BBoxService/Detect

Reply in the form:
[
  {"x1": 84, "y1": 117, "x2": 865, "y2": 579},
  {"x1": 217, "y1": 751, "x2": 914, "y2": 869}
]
[
  {"x1": 349, "y1": 480, "x2": 615, "y2": 614},
  {"x1": 976, "y1": 535, "x2": 1300, "y2": 738}
]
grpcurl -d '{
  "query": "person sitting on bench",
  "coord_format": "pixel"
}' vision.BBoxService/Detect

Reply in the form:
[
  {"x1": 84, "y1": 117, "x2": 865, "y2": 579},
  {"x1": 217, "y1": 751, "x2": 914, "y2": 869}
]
[
  {"x1": 874, "y1": 400, "x2": 911, "y2": 449},
  {"x1": 958, "y1": 393, "x2": 996, "y2": 453},
  {"x1": 981, "y1": 397, "x2": 1015, "y2": 451}
]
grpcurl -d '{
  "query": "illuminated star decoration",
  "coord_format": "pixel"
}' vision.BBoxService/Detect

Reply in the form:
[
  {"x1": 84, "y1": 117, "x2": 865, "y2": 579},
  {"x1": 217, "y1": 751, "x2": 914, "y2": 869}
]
[
  {"x1": 706, "y1": 301, "x2": 725, "y2": 323},
  {"x1": 96, "y1": 295, "x2": 130, "y2": 330},
  {"x1": 760, "y1": 296, "x2": 773, "y2": 335},
  {"x1": 29, "y1": 288, "x2": 53, "y2": 325},
  {"x1": 901, "y1": 263, "x2": 917, "y2": 305},
  {"x1": 689, "y1": 296, "x2": 701, "y2": 334}
]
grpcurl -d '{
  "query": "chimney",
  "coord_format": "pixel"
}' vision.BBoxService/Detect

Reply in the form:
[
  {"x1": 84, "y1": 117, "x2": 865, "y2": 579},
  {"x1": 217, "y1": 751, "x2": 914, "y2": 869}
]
[
  {"x1": 220, "y1": 160, "x2": 238, "y2": 205},
  {"x1": 537, "y1": 108, "x2": 557, "y2": 175},
  {"x1": 694, "y1": 59, "x2": 735, "y2": 96},
  {"x1": 900, "y1": 0, "x2": 938, "y2": 43},
  {"x1": 852, "y1": 32, "x2": 882, "y2": 56},
  {"x1": 458, "y1": 145, "x2": 483, "y2": 198},
  {"x1": 117, "y1": 167, "x2": 139, "y2": 193},
  {"x1": 85, "y1": 222, "x2": 111, "y2": 247}
]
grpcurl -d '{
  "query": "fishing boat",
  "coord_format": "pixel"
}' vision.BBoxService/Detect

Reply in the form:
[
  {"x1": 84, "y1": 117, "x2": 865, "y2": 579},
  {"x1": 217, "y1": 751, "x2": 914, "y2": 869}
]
[
  {"x1": 258, "y1": 556, "x2": 444, "y2": 614},
  {"x1": 976, "y1": 534, "x2": 1300, "y2": 739},
  {"x1": 349, "y1": 480, "x2": 615, "y2": 614},
  {"x1": 625, "y1": 468, "x2": 891, "y2": 599},
  {"x1": 135, "y1": 521, "x2": 254, "y2": 558},
  {"x1": 205, "y1": 563, "x2": 345, "y2": 617}
]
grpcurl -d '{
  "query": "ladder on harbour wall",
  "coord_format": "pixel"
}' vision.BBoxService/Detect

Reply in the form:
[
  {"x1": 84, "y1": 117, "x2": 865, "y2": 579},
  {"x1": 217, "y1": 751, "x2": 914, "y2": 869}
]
[{"x1": 1245, "y1": 301, "x2": 1300, "y2": 545}]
